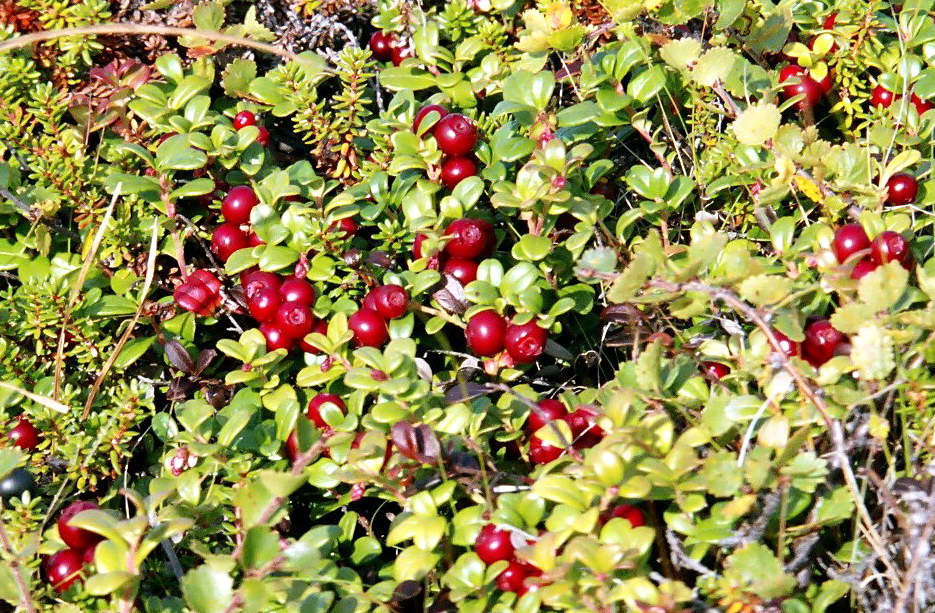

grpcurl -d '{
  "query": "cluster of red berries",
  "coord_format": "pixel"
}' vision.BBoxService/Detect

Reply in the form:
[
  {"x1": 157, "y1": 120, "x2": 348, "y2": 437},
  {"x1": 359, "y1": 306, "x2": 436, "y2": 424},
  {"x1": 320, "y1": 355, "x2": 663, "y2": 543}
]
[
  {"x1": 212, "y1": 185, "x2": 265, "y2": 263},
  {"x1": 417, "y1": 217, "x2": 495, "y2": 285},
  {"x1": 870, "y1": 85, "x2": 934, "y2": 116},
  {"x1": 43, "y1": 501, "x2": 104, "y2": 592},
  {"x1": 834, "y1": 222, "x2": 914, "y2": 281},
  {"x1": 347, "y1": 283, "x2": 411, "y2": 348},
  {"x1": 412, "y1": 104, "x2": 480, "y2": 191},
  {"x1": 465, "y1": 310, "x2": 550, "y2": 365},
  {"x1": 232, "y1": 110, "x2": 270, "y2": 146},
  {"x1": 525, "y1": 399, "x2": 604, "y2": 463},
  {"x1": 475, "y1": 524, "x2": 542, "y2": 595},
  {"x1": 368, "y1": 31, "x2": 409, "y2": 66},
  {"x1": 173, "y1": 269, "x2": 222, "y2": 317},
  {"x1": 240, "y1": 269, "x2": 322, "y2": 352}
]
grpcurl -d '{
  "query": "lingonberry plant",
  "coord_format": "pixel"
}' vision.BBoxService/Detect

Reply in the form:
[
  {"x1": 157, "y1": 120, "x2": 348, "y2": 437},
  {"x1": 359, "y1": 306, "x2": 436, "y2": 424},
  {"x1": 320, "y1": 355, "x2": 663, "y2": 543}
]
[{"x1": 2, "y1": 0, "x2": 935, "y2": 611}]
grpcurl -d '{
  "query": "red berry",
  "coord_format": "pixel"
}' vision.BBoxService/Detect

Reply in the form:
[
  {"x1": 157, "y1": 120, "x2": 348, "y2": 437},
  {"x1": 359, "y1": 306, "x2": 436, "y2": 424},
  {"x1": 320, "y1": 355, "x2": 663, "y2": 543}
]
[
  {"x1": 44, "y1": 548, "x2": 84, "y2": 592},
  {"x1": 275, "y1": 301, "x2": 315, "y2": 339},
  {"x1": 58, "y1": 501, "x2": 102, "y2": 550},
  {"x1": 701, "y1": 361, "x2": 730, "y2": 379},
  {"x1": 260, "y1": 322, "x2": 295, "y2": 351},
  {"x1": 823, "y1": 12, "x2": 837, "y2": 29},
  {"x1": 233, "y1": 110, "x2": 257, "y2": 130},
  {"x1": 871, "y1": 85, "x2": 896, "y2": 108},
  {"x1": 369, "y1": 31, "x2": 395, "y2": 62},
  {"x1": 189, "y1": 270, "x2": 221, "y2": 297},
  {"x1": 174, "y1": 282, "x2": 216, "y2": 317},
  {"x1": 607, "y1": 504, "x2": 646, "y2": 528},
  {"x1": 871, "y1": 230, "x2": 914, "y2": 269},
  {"x1": 248, "y1": 287, "x2": 282, "y2": 323},
  {"x1": 413, "y1": 233, "x2": 429, "y2": 259},
  {"x1": 529, "y1": 435, "x2": 564, "y2": 464},
  {"x1": 851, "y1": 258, "x2": 880, "y2": 280},
  {"x1": 82, "y1": 543, "x2": 98, "y2": 567},
  {"x1": 780, "y1": 65, "x2": 823, "y2": 110},
  {"x1": 496, "y1": 561, "x2": 529, "y2": 592},
  {"x1": 911, "y1": 93, "x2": 934, "y2": 115},
  {"x1": 434, "y1": 113, "x2": 478, "y2": 156},
  {"x1": 307, "y1": 393, "x2": 346, "y2": 429},
  {"x1": 444, "y1": 218, "x2": 495, "y2": 259},
  {"x1": 475, "y1": 524, "x2": 514, "y2": 565},
  {"x1": 256, "y1": 126, "x2": 270, "y2": 147},
  {"x1": 504, "y1": 321, "x2": 548, "y2": 364},
  {"x1": 280, "y1": 277, "x2": 316, "y2": 305},
  {"x1": 413, "y1": 104, "x2": 449, "y2": 134},
  {"x1": 211, "y1": 223, "x2": 249, "y2": 262},
  {"x1": 886, "y1": 173, "x2": 918, "y2": 206},
  {"x1": 9, "y1": 417, "x2": 40, "y2": 450},
  {"x1": 242, "y1": 271, "x2": 281, "y2": 300},
  {"x1": 771, "y1": 330, "x2": 800, "y2": 357},
  {"x1": 802, "y1": 319, "x2": 844, "y2": 367},
  {"x1": 833, "y1": 224, "x2": 870, "y2": 264},
  {"x1": 391, "y1": 44, "x2": 409, "y2": 66},
  {"x1": 246, "y1": 231, "x2": 265, "y2": 247},
  {"x1": 527, "y1": 399, "x2": 567, "y2": 433},
  {"x1": 565, "y1": 406, "x2": 603, "y2": 443},
  {"x1": 465, "y1": 310, "x2": 507, "y2": 357},
  {"x1": 348, "y1": 309, "x2": 390, "y2": 348},
  {"x1": 331, "y1": 217, "x2": 359, "y2": 238},
  {"x1": 366, "y1": 284, "x2": 410, "y2": 320},
  {"x1": 440, "y1": 157, "x2": 478, "y2": 190},
  {"x1": 285, "y1": 430, "x2": 300, "y2": 461},
  {"x1": 442, "y1": 257, "x2": 479, "y2": 284},
  {"x1": 299, "y1": 319, "x2": 329, "y2": 354},
  {"x1": 816, "y1": 70, "x2": 833, "y2": 95},
  {"x1": 221, "y1": 186, "x2": 259, "y2": 225}
]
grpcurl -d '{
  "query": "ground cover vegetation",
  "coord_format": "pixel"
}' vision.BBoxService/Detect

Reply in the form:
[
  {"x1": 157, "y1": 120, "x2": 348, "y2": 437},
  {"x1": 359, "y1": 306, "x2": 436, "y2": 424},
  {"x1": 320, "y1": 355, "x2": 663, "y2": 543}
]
[{"x1": 1, "y1": 0, "x2": 935, "y2": 611}]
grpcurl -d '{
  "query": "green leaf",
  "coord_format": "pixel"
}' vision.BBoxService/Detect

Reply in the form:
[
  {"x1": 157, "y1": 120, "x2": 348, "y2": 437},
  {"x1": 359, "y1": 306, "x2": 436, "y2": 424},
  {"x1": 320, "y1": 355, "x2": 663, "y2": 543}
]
[
  {"x1": 243, "y1": 527, "x2": 281, "y2": 571},
  {"x1": 0, "y1": 449, "x2": 25, "y2": 481},
  {"x1": 850, "y1": 323, "x2": 895, "y2": 380},
  {"x1": 691, "y1": 47, "x2": 738, "y2": 86},
  {"x1": 170, "y1": 178, "x2": 217, "y2": 200},
  {"x1": 84, "y1": 572, "x2": 135, "y2": 596},
  {"x1": 222, "y1": 59, "x2": 257, "y2": 96},
  {"x1": 660, "y1": 38, "x2": 702, "y2": 71},
  {"x1": 259, "y1": 245, "x2": 299, "y2": 271},
  {"x1": 627, "y1": 66, "x2": 667, "y2": 102},
  {"x1": 379, "y1": 67, "x2": 437, "y2": 90},
  {"x1": 858, "y1": 261, "x2": 908, "y2": 312},
  {"x1": 722, "y1": 543, "x2": 796, "y2": 598},
  {"x1": 829, "y1": 302, "x2": 877, "y2": 334},
  {"x1": 393, "y1": 547, "x2": 442, "y2": 582},
  {"x1": 114, "y1": 337, "x2": 156, "y2": 369},
  {"x1": 732, "y1": 102, "x2": 781, "y2": 146},
  {"x1": 182, "y1": 565, "x2": 234, "y2": 613},
  {"x1": 737, "y1": 274, "x2": 792, "y2": 306}
]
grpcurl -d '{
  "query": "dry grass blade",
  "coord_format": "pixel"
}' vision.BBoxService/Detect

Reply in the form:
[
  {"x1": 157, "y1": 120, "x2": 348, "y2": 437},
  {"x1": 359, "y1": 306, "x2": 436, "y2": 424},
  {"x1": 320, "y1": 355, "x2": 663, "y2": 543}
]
[
  {"x1": 0, "y1": 380, "x2": 69, "y2": 414},
  {"x1": 81, "y1": 215, "x2": 160, "y2": 420}
]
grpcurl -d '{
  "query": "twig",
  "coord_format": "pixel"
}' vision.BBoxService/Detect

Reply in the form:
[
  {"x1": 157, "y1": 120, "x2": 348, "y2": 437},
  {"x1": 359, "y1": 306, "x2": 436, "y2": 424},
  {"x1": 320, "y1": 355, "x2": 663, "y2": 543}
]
[
  {"x1": 0, "y1": 24, "x2": 310, "y2": 65},
  {"x1": 891, "y1": 486, "x2": 935, "y2": 612},
  {"x1": 0, "y1": 513, "x2": 38, "y2": 613},
  {"x1": 664, "y1": 527, "x2": 712, "y2": 575}
]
